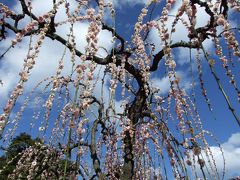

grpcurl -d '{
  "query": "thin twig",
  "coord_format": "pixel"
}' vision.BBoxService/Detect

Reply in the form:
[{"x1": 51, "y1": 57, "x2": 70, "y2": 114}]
[{"x1": 201, "y1": 45, "x2": 240, "y2": 127}]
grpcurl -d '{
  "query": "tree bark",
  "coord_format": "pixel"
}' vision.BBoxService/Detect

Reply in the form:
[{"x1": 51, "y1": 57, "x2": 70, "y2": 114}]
[{"x1": 120, "y1": 88, "x2": 147, "y2": 179}]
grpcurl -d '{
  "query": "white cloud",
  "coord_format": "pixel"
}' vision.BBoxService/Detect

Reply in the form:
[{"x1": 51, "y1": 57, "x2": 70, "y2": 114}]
[
  {"x1": 151, "y1": 71, "x2": 191, "y2": 94},
  {"x1": 148, "y1": 27, "x2": 162, "y2": 54},
  {"x1": 145, "y1": 2, "x2": 218, "y2": 101},
  {"x1": 177, "y1": 38, "x2": 213, "y2": 66},
  {"x1": 0, "y1": 0, "x2": 149, "y2": 109},
  {"x1": 0, "y1": 72, "x2": 17, "y2": 101},
  {"x1": 217, "y1": 133, "x2": 240, "y2": 178},
  {"x1": 190, "y1": 133, "x2": 240, "y2": 179},
  {"x1": 13, "y1": 0, "x2": 78, "y2": 21},
  {"x1": 0, "y1": 0, "x2": 114, "y2": 108},
  {"x1": 110, "y1": 0, "x2": 148, "y2": 7},
  {"x1": 147, "y1": 2, "x2": 214, "y2": 65}
]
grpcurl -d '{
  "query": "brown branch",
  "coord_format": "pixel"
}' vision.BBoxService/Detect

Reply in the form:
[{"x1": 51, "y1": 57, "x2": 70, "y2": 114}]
[
  {"x1": 19, "y1": 0, "x2": 38, "y2": 20},
  {"x1": 150, "y1": 41, "x2": 199, "y2": 71},
  {"x1": 217, "y1": 27, "x2": 240, "y2": 38},
  {"x1": 143, "y1": 2, "x2": 157, "y2": 41},
  {"x1": 102, "y1": 23, "x2": 125, "y2": 52},
  {"x1": 0, "y1": 45, "x2": 12, "y2": 60},
  {"x1": 1, "y1": 1, "x2": 147, "y2": 90},
  {"x1": 201, "y1": 45, "x2": 240, "y2": 126},
  {"x1": 190, "y1": 0, "x2": 215, "y2": 33},
  {"x1": 220, "y1": 0, "x2": 228, "y2": 17},
  {"x1": 120, "y1": 88, "x2": 148, "y2": 179},
  {"x1": 2, "y1": 21, "x2": 20, "y2": 33},
  {"x1": 13, "y1": 14, "x2": 25, "y2": 28},
  {"x1": 46, "y1": 32, "x2": 146, "y2": 87},
  {"x1": 150, "y1": 0, "x2": 228, "y2": 72},
  {"x1": 2, "y1": 19, "x2": 145, "y2": 89},
  {"x1": 90, "y1": 103, "x2": 105, "y2": 179},
  {"x1": 2, "y1": 21, "x2": 39, "y2": 36}
]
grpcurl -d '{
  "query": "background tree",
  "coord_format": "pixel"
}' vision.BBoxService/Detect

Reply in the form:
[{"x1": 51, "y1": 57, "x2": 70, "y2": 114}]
[
  {"x1": 0, "y1": 133, "x2": 77, "y2": 179},
  {"x1": 0, "y1": 133, "x2": 40, "y2": 178},
  {"x1": 0, "y1": 0, "x2": 239, "y2": 179}
]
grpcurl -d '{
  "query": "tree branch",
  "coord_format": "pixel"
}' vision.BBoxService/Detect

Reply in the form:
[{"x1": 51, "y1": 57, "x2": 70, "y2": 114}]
[
  {"x1": 150, "y1": 41, "x2": 199, "y2": 71},
  {"x1": 102, "y1": 23, "x2": 125, "y2": 52},
  {"x1": 90, "y1": 103, "x2": 105, "y2": 179}
]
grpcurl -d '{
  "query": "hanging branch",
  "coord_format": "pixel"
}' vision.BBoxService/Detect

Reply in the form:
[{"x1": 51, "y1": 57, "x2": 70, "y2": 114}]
[{"x1": 201, "y1": 45, "x2": 240, "y2": 126}]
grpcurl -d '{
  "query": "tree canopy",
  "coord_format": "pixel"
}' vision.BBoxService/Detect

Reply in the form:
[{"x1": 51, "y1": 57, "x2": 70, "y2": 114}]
[
  {"x1": 0, "y1": 133, "x2": 77, "y2": 179},
  {"x1": 0, "y1": 133, "x2": 40, "y2": 179}
]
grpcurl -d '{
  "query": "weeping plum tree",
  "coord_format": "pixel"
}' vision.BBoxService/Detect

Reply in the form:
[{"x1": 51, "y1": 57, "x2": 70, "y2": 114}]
[{"x1": 0, "y1": 0, "x2": 240, "y2": 179}]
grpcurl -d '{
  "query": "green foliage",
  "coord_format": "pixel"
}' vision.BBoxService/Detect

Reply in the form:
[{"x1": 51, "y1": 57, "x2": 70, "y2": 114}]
[
  {"x1": 0, "y1": 133, "x2": 42, "y2": 179},
  {"x1": 0, "y1": 133, "x2": 77, "y2": 179}
]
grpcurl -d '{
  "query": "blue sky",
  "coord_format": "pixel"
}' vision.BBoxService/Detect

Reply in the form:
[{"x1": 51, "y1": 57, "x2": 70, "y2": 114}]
[{"x1": 0, "y1": 0, "x2": 240, "y2": 178}]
